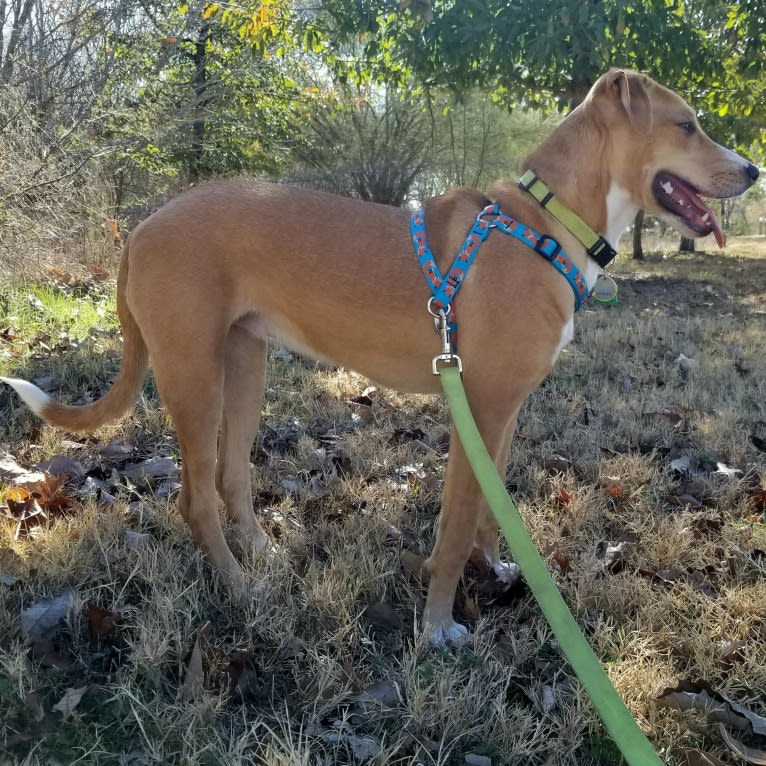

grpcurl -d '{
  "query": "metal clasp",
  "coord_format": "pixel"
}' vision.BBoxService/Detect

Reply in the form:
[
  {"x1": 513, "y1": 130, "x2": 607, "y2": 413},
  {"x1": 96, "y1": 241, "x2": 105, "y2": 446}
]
[{"x1": 428, "y1": 301, "x2": 463, "y2": 375}]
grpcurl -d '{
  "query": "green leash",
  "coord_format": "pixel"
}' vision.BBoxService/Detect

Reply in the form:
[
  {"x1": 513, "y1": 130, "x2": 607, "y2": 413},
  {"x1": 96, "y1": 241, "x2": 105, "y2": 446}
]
[{"x1": 438, "y1": 364, "x2": 662, "y2": 766}]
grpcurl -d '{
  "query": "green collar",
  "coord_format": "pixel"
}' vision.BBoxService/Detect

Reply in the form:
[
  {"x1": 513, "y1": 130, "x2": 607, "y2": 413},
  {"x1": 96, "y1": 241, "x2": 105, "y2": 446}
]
[{"x1": 518, "y1": 170, "x2": 617, "y2": 268}]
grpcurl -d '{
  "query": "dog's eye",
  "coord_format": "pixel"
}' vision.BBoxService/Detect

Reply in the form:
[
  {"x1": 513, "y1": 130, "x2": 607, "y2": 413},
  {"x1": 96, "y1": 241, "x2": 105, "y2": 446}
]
[{"x1": 678, "y1": 122, "x2": 695, "y2": 134}]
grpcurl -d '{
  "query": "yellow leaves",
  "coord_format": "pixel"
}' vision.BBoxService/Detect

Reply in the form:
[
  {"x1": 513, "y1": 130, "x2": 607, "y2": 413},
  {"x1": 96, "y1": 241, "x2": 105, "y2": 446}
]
[
  {"x1": 202, "y1": 3, "x2": 219, "y2": 19},
  {"x1": 718, "y1": 103, "x2": 729, "y2": 117}
]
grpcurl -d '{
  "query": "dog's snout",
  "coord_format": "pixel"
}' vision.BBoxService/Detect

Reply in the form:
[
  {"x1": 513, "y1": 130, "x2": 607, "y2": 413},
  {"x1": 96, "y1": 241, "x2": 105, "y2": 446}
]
[{"x1": 746, "y1": 162, "x2": 760, "y2": 183}]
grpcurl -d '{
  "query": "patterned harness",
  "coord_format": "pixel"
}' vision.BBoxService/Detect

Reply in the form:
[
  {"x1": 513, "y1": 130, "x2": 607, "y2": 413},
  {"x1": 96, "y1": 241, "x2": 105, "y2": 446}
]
[{"x1": 410, "y1": 203, "x2": 591, "y2": 349}]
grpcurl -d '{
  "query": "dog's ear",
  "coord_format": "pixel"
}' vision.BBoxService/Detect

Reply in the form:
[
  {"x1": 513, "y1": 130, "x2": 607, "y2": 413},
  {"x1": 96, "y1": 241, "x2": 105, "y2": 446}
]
[{"x1": 603, "y1": 69, "x2": 653, "y2": 134}]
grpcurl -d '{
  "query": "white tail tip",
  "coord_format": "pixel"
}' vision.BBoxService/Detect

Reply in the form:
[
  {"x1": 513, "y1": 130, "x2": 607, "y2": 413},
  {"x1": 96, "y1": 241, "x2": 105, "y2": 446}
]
[{"x1": 1, "y1": 377, "x2": 51, "y2": 417}]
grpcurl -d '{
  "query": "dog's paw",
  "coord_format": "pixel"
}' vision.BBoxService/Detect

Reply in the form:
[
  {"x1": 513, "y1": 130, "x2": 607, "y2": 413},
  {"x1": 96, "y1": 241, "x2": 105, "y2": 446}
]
[
  {"x1": 426, "y1": 620, "x2": 470, "y2": 647},
  {"x1": 492, "y1": 560, "x2": 521, "y2": 585}
]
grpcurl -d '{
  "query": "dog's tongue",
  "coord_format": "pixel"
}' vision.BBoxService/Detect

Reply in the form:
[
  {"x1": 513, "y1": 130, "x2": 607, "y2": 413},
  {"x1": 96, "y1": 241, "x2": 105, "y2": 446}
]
[
  {"x1": 710, "y1": 212, "x2": 724, "y2": 248},
  {"x1": 660, "y1": 173, "x2": 725, "y2": 247}
]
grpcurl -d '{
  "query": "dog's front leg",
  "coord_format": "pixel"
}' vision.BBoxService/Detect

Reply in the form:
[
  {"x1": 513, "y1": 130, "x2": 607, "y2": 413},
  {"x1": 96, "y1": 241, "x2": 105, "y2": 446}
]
[{"x1": 423, "y1": 408, "x2": 517, "y2": 645}]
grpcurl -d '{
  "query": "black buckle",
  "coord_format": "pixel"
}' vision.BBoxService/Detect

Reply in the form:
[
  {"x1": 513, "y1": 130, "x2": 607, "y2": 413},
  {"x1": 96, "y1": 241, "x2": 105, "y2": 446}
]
[
  {"x1": 534, "y1": 234, "x2": 561, "y2": 261},
  {"x1": 587, "y1": 237, "x2": 617, "y2": 267}
]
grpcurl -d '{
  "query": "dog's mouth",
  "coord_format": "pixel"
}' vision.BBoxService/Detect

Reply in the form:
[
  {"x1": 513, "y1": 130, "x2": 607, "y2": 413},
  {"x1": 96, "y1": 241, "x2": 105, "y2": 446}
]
[{"x1": 652, "y1": 171, "x2": 724, "y2": 247}]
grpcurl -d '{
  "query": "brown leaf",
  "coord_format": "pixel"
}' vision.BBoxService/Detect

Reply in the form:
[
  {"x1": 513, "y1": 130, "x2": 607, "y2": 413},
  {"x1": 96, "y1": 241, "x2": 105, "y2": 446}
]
[
  {"x1": 719, "y1": 724, "x2": 766, "y2": 765},
  {"x1": 749, "y1": 490, "x2": 766, "y2": 515},
  {"x1": 226, "y1": 650, "x2": 263, "y2": 702},
  {"x1": 181, "y1": 623, "x2": 210, "y2": 702},
  {"x1": 555, "y1": 488, "x2": 573, "y2": 508},
  {"x1": 87, "y1": 603, "x2": 121, "y2": 643},
  {"x1": 685, "y1": 749, "x2": 727, "y2": 766},
  {"x1": 605, "y1": 482, "x2": 625, "y2": 499},
  {"x1": 400, "y1": 550, "x2": 427, "y2": 579},
  {"x1": 656, "y1": 680, "x2": 766, "y2": 736},
  {"x1": 25, "y1": 473, "x2": 73, "y2": 512}
]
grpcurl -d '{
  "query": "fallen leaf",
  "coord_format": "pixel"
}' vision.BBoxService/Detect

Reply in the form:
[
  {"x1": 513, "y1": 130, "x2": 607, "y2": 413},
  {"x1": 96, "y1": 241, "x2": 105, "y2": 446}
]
[
  {"x1": 541, "y1": 684, "x2": 556, "y2": 714},
  {"x1": 35, "y1": 455, "x2": 85, "y2": 479},
  {"x1": 226, "y1": 650, "x2": 263, "y2": 702},
  {"x1": 355, "y1": 679, "x2": 403, "y2": 709},
  {"x1": 21, "y1": 592, "x2": 74, "y2": 642},
  {"x1": 605, "y1": 482, "x2": 625, "y2": 499},
  {"x1": 98, "y1": 440, "x2": 134, "y2": 461},
  {"x1": 555, "y1": 488, "x2": 573, "y2": 508},
  {"x1": 348, "y1": 734, "x2": 380, "y2": 760},
  {"x1": 542, "y1": 455, "x2": 570, "y2": 474},
  {"x1": 181, "y1": 623, "x2": 210, "y2": 702},
  {"x1": 389, "y1": 427, "x2": 427, "y2": 446},
  {"x1": 400, "y1": 550, "x2": 427, "y2": 579},
  {"x1": 544, "y1": 546, "x2": 572, "y2": 573},
  {"x1": 52, "y1": 686, "x2": 88, "y2": 718},
  {"x1": 465, "y1": 755, "x2": 492, "y2": 766},
  {"x1": 124, "y1": 529, "x2": 151, "y2": 549},
  {"x1": 685, "y1": 749, "x2": 727, "y2": 766},
  {"x1": 714, "y1": 461, "x2": 742, "y2": 478},
  {"x1": 364, "y1": 602, "x2": 402, "y2": 632},
  {"x1": 717, "y1": 639, "x2": 746, "y2": 669},
  {"x1": 748, "y1": 490, "x2": 766, "y2": 515},
  {"x1": 0, "y1": 452, "x2": 45, "y2": 485},
  {"x1": 646, "y1": 408, "x2": 687, "y2": 428},
  {"x1": 122, "y1": 456, "x2": 179, "y2": 482},
  {"x1": 719, "y1": 724, "x2": 766, "y2": 765},
  {"x1": 87, "y1": 603, "x2": 121, "y2": 643},
  {"x1": 657, "y1": 680, "x2": 766, "y2": 736}
]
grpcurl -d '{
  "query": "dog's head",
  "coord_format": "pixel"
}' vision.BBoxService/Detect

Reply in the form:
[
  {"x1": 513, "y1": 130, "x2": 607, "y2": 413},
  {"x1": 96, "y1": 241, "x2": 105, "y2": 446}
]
[{"x1": 588, "y1": 69, "x2": 759, "y2": 246}]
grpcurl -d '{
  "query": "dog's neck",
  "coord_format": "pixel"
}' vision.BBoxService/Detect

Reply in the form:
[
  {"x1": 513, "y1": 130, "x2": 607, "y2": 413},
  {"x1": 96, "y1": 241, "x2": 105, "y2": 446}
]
[{"x1": 522, "y1": 106, "x2": 639, "y2": 251}]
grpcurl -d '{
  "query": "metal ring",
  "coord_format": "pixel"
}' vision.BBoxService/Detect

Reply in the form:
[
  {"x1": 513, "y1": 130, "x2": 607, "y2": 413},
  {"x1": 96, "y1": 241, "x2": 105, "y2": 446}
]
[{"x1": 427, "y1": 298, "x2": 451, "y2": 318}]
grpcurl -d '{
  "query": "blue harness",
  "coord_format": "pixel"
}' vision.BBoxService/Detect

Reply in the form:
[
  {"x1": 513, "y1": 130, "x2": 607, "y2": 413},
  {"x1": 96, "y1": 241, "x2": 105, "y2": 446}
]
[{"x1": 410, "y1": 203, "x2": 590, "y2": 349}]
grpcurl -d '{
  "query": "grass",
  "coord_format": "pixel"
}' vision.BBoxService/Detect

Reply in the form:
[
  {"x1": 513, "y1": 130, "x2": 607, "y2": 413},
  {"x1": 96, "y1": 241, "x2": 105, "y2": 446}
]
[{"x1": 1, "y1": 240, "x2": 765, "y2": 765}]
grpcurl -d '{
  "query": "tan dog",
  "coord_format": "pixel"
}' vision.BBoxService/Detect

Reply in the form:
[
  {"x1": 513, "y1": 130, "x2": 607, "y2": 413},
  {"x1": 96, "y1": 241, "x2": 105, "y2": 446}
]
[{"x1": 3, "y1": 70, "x2": 758, "y2": 644}]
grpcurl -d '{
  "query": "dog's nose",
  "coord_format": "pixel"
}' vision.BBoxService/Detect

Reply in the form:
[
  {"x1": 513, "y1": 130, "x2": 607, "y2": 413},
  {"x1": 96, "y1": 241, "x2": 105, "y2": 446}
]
[{"x1": 746, "y1": 162, "x2": 760, "y2": 183}]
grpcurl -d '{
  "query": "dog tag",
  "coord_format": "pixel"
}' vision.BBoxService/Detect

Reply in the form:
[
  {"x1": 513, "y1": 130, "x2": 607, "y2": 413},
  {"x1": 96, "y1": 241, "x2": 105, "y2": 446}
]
[{"x1": 591, "y1": 274, "x2": 618, "y2": 305}]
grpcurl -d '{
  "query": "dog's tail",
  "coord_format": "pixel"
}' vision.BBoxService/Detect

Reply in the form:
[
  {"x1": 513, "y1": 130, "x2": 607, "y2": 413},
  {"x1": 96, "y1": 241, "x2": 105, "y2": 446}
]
[{"x1": 2, "y1": 240, "x2": 149, "y2": 432}]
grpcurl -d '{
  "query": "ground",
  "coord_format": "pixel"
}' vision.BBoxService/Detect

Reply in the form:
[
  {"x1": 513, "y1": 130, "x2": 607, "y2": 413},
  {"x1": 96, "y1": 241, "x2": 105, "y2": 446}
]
[{"x1": 0, "y1": 237, "x2": 765, "y2": 765}]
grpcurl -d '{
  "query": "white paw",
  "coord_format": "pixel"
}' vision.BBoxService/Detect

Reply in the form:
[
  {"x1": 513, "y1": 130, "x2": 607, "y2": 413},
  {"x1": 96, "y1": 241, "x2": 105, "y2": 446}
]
[
  {"x1": 426, "y1": 620, "x2": 470, "y2": 647},
  {"x1": 492, "y1": 560, "x2": 521, "y2": 585}
]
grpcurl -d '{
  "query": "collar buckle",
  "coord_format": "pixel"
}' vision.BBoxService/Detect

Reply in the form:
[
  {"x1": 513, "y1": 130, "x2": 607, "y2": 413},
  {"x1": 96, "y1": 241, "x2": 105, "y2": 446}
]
[{"x1": 586, "y1": 237, "x2": 617, "y2": 268}]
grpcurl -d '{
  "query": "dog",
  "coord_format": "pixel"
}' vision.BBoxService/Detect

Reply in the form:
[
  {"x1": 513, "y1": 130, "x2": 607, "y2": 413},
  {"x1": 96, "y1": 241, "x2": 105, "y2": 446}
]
[{"x1": 2, "y1": 69, "x2": 758, "y2": 645}]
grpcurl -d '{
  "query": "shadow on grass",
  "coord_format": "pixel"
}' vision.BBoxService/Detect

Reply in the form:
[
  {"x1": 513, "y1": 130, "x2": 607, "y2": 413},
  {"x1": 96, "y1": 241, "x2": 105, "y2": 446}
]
[{"x1": 613, "y1": 249, "x2": 766, "y2": 317}]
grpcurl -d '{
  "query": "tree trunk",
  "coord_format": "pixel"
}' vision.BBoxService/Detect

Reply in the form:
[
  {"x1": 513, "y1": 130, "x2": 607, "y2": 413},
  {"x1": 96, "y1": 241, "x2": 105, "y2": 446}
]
[
  {"x1": 189, "y1": 19, "x2": 211, "y2": 182},
  {"x1": 632, "y1": 209, "x2": 645, "y2": 260},
  {"x1": 679, "y1": 237, "x2": 695, "y2": 253}
]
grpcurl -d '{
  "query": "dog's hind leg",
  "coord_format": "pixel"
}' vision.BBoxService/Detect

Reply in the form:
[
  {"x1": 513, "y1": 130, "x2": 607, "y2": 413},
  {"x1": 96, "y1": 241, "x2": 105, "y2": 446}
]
[
  {"x1": 216, "y1": 325, "x2": 269, "y2": 551},
  {"x1": 153, "y1": 345, "x2": 244, "y2": 586}
]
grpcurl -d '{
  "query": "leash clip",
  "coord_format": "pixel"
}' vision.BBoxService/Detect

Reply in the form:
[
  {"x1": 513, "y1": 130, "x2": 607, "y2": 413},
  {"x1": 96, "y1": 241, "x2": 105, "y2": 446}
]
[{"x1": 430, "y1": 305, "x2": 463, "y2": 375}]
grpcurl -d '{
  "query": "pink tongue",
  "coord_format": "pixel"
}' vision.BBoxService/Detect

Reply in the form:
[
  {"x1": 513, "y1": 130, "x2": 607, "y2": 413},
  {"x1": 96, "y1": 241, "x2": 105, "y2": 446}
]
[{"x1": 710, "y1": 212, "x2": 724, "y2": 248}]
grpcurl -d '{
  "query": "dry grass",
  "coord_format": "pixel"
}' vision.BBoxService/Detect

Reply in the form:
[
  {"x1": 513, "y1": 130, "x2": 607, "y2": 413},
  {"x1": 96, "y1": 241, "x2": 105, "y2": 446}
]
[{"x1": 1, "y1": 239, "x2": 765, "y2": 765}]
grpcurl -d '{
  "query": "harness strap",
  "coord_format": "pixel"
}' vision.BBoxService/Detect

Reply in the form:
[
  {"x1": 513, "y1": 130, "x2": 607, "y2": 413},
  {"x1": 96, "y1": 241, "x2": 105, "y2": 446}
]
[
  {"x1": 411, "y1": 204, "x2": 590, "y2": 348},
  {"x1": 518, "y1": 170, "x2": 617, "y2": 268}
]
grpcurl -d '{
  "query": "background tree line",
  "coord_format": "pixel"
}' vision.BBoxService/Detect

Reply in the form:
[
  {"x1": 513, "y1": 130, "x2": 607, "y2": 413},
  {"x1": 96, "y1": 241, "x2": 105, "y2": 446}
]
[{"x1": 0, "y1": 0, "x2": 764, "y2": 269}]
